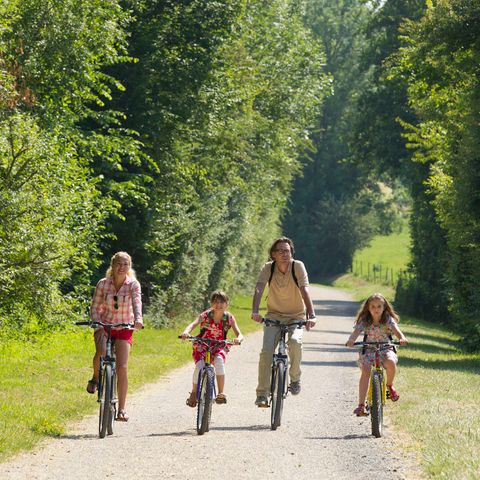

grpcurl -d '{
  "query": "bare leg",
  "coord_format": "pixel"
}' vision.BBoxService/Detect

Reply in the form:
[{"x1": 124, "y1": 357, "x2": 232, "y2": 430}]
[
  {"x1": 358, "y1": 365, "x2": 371, "y2": 405},
  {"x1": 92, "y1": 329, "x2": 106, "y2": 382},
  {"x1": 115, "y1": 340, "x2": 130, "y2": 412},
  {"x1": 216, "y1": 374, "x2": 225, "y2": 395},
  {"x1": 383, "y1": 359, "x2": 396, "y2": 386}
]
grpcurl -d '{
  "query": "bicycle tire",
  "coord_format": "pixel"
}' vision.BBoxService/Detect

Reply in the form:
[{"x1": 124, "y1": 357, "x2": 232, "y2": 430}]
[
  {"x1": 370, "y1": 371, "x2": 383, "y2": 438},
  {"x1": 270, "y1": 361, "x2": 285, "y2": 430},
  {"x1": 99, "y1": 364, "x2": 113, "y2": 438},
  {"x1": 196, "y1": 367, "x2": 214, "y2": 435},
  {"x1": 107, "y1": 369, "x2": 116, "y2": 436}
]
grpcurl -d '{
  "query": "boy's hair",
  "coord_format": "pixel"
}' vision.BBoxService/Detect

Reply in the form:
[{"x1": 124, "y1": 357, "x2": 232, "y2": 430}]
[
  {"x1": 268, "y1": 236, "x2": 295, "y2": 260},
  {"x1": 355, "y1": 292, "x2": 400, "y2": 326},
  {"x1": 210, "y1": 290, "x2": 229, "y2": 304}
]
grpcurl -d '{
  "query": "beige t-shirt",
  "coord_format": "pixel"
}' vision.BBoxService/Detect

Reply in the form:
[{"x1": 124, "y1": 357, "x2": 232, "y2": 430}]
[{"x1": 257, "y1": 260, "x2": 309, "y2": 321}]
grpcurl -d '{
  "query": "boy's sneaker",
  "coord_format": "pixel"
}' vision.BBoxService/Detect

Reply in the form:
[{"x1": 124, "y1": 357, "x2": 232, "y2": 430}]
[
  {"x1": 289, "y1": 381, "x2": 301, "y2": 395},
  {"x1": 255, "y1": 396, "x2": 269, "y2": 408},
  {"x1": 387, "y1": 385, "x2": 400, "y2": 402}
]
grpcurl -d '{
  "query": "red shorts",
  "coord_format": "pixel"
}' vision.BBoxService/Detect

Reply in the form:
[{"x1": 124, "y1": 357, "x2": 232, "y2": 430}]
[{"x1": 102, "y1": 327, "x2": 133, "y2": 345}]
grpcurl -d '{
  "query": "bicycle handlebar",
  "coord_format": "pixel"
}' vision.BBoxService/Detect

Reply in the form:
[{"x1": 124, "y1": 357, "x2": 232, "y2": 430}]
[
  {"x1": 263, "y1": 318, "x2": 306, "y2": 328},
  {"x1": 352, "y1": 341, "x2": 402, "y2": 347},
  {"x1": 178, "y1": 335, "x2": 237, "y2": 346},
  {"x1": 76, "y1": 320, "x2": 136, "y2": 330}
]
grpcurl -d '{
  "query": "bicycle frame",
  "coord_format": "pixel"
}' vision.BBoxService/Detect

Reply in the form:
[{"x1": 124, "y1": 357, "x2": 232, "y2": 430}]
[
  {"x1": 264, "y1": 318, "x2": 306, "y2": 430},
  {"x1": 353, "y1": 341, "x2": 400, "y2": 438},
  {"x1": 181, "y1": 336, "x2": 234, "y2": 435},
  {"x1": 77, "y1": 320, "x2": 133, "y2": 438}
]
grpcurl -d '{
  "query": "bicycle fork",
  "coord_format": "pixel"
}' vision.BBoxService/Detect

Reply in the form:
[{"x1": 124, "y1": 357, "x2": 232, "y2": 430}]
[{"x1": 196, "y1": 350, "x2": 216, "y2": 401}]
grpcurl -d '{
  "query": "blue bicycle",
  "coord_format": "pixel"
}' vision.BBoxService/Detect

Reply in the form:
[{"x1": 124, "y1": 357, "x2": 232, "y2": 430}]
[{"x1": 180, "y1": 336, "x2": 234, "y2": 435}]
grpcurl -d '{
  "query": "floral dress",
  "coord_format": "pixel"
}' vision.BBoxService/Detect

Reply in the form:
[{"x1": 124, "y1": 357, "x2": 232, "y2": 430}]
[
  {"x1": 192, "y1": 309, "x2": 234, "y2": 364},
  {"x1": 353, "y1": 316, "x2": 399, "y2": 367}
]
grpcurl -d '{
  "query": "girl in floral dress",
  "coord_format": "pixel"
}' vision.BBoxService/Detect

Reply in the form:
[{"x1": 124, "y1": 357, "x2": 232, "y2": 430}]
[
  {"x1": 346, "y1": 293, "x2": 408, "y2": 416},
  {"x1": 181, "y1": 290, "x2": 243, "y2": 407}
]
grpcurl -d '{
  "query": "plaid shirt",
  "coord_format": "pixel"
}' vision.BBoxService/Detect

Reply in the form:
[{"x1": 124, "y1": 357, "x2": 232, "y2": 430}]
[{"x1": 90, "y1": 276, "x2": 142, "y2": 325}]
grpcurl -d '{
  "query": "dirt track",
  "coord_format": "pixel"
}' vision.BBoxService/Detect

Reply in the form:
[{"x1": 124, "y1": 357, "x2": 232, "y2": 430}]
[{"x1": 0, "y1": 285, "x2": 420, "y2": 479}]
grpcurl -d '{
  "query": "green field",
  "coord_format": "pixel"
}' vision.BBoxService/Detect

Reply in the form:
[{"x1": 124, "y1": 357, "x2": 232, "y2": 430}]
[{"x1": 351, "y1": 222, "x2": 411, "y2": 285}]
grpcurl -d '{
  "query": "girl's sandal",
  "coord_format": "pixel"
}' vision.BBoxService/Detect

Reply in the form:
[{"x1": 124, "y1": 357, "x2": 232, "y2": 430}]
[
  {"x1": 186, "y1": 393, "x2": 197, "y2": 408},
  {"x1": 215, "y1": 393, "x2": 227, "y2": 404},
  {"x1": 116, "y1": 410, "x2": 129, "y2": 422},
  {"x1": 353, "y1": 404, "x2": 367, "y2": 416},
  {"x1": 387, "y1": 385, "x2": 400, "y2": 402}
]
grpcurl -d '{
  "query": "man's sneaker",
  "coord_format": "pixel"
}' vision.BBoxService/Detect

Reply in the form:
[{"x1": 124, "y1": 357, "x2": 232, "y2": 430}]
[
  {"x1": 255, "y1": 396, "x2": 269, "y2": 408},
  {"x1": 289, "y1": 380, "x2": 301, "y2": 395}
]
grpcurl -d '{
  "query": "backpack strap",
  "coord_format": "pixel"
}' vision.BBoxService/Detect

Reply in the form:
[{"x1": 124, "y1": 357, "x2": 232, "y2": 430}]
[
  {"x1": 291, "y1": 260, "x2": 299, "y2": 287},
  {"x1": 268, "y1": 260, "x2": 299, "y2": 288}
]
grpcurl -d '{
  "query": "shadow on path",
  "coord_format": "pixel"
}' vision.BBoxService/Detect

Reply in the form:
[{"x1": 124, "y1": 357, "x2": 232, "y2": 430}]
[
  {"x1": 305, "y1": 434, "x2": 369, "y2": 441},
  {"x1": 302, "y1": 360, "x2": 357, "y2": 368},
  {"x1": 313, "y1": 300, "x2": 358, "y2": 318},
  {"x1": 146, "y1": 424, "x2": 270, "y2": 437}
]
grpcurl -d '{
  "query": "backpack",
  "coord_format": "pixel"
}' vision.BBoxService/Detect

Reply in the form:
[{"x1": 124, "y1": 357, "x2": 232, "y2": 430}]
[
  {"x1": 268, "y1": 260, "x2": 299, "y2": 288},
  {"x1": 198, "y1": 311, "x2": 231, "y2": 340}
]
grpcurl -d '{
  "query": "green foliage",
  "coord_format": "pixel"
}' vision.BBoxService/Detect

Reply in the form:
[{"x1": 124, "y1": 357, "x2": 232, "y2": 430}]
[
  {"x1": 108, "y1": 0, "x2": 330, "y2": 319},
  {"x1": 284, "y1": 0, "x2": 403, "y2": 276},
  {"x1": 390, "y1": 0, "x2": 480, "y2": 340}
]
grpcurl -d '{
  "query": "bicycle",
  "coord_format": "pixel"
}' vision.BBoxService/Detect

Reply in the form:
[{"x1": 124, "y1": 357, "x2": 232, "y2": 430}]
[
  {"x1": 353, "y1": 341, "x2": 401, "y2": 438},
  {"x1": 77, "y1": 321, "x2": 134, "y2": 438},
  {"x1": 263, "y1": 318, "x2": 306, "y2": 431},
  {"x1": 179, "y1": 336, "x2": 235, "y2": 435}
]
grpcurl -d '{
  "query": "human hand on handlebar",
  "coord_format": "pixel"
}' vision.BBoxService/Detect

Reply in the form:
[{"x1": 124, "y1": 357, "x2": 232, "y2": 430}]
[{"x1": 251, "y1": 313, "x2": 263, "y2": 323}]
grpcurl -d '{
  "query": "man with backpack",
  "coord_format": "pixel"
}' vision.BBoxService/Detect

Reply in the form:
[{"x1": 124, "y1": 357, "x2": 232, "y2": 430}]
[{"x1": 251, "y1": 236, "x2": 316, "y2": 407}]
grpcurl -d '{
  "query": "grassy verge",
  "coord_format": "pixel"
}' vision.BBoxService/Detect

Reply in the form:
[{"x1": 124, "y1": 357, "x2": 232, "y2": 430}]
[
  {"x1": 351, "y1": 221, "x2": 411, "y2": 285},
  {"x1": 0, "y1": 294, "x2": 261, "y2": 462},
  {"x1": 333, "y1": 274, "x2": 480, "y2": 479}
]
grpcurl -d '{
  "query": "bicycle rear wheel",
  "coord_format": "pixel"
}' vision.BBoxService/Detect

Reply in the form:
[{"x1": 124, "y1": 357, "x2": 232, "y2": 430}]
[
  {"x1": 370, "y1": 371, "x2": 383, "y2": 438},
  {"x1": 270, "y1": 361, "x2": 285, "y2": 430},
  {"x1": 196, "y1": 367, "x2": 214, "y2": 435},
  {"x1": 99, "y1": 364, "x2": 113, "y2": 438}
]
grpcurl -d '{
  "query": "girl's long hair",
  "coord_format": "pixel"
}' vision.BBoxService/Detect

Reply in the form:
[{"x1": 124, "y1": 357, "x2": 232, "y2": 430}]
[
  {"x1": 106, "y1": 251, "x2": 137, "y2": 280},
  {"x1": 355, "y1": 293, "x2": 399, "y2": 326}
]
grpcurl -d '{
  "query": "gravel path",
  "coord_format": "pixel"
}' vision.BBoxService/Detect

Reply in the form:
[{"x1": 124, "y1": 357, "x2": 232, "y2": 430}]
[{"x1": 0, "y1": 285, "x2": 420, "y2": 479}]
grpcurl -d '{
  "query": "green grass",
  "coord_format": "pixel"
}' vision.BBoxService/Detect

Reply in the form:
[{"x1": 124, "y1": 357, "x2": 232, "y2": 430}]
[
  {"x1": 0, "y1": 294, "x2": 261, "y2": 462},
  {"x1": 351, "y1": 222, "x2": 411, "y2": 285},
  {"x1": 333, "y1": 274, "x2": 480, "y2": 479}
]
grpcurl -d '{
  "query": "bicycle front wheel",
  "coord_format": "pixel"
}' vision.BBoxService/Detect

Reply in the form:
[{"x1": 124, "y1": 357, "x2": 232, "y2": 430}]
[
  {"x1": 196, "y1": 367, "x2": 214, "y2": 435},
  {"x1": 370, "y1": 371, "x2": 383, "y2": 438},
  {"x1": 107, "y1": 370, "x2": 116, "y2": 436},
  {"x1": 270, "y1": 361, "x2": 285, "y2": 430},
  {"x1": 99, "y1": 364, "x2": 113, "y2": 438}
]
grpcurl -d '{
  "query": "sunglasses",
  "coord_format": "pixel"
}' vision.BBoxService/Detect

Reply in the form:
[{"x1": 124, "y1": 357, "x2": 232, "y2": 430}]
[{"x1": 114, "y1": 295, "x2": 119, "y2": 310}]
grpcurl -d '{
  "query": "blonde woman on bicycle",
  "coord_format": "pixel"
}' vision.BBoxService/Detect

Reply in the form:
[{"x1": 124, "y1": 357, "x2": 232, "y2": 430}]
[
  {"x1": 346, "y1": 293, "x2": 408, "y2": 416},
  {"x1": 87, "y1": 251, "x2": 143, "y2": 422}
]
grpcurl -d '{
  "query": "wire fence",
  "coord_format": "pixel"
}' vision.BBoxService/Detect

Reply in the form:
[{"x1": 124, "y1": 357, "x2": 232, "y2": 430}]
[{"x1": 350, "y1": 260, "x2": 410, "y2": 287}]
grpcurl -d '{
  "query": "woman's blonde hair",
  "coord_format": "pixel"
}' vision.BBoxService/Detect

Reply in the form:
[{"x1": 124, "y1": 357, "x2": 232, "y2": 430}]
[
  {"x1": 355, "y1": 292, "x2": 399, "y2": 326},
  {"x1": 106, "y1": 251, "x2": 137, "y2": 279}
]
